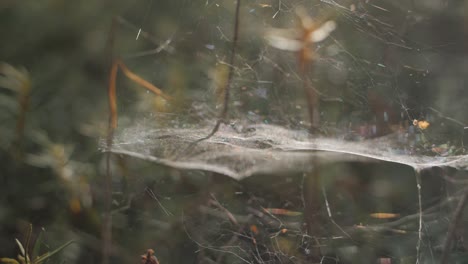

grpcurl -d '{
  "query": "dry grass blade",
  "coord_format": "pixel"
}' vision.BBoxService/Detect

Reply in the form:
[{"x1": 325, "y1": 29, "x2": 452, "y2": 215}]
[{"x1": 108, "y1": 59, "x2": 172, "y2": 130}]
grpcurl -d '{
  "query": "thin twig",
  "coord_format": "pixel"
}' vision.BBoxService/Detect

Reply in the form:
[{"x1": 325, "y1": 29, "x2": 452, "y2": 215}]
[
  {"x1": 210, "y1": 193, "x2": 239, "y2": 226},
  {"x1": 145, "y1": 187, "x2": 173, "y2": 216},
  {"x1": 194, "y1": 0, "x2": 241, "y2": 143},
  {"x1": 415, "y1": 168, "x2": 423, "y2": 264},
  {"x1": 321, "y1": 185, "x2": 352, "y2": 239}
]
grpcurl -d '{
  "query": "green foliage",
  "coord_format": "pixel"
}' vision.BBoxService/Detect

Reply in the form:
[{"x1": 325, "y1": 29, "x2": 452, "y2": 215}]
[{"x1": 1, "y1": 225, "x2": 73, "y2": 264}]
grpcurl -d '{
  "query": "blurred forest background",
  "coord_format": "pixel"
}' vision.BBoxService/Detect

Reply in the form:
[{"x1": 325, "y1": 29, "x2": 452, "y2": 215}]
[{"x1": 1, "y1": 0, "x2": 468, "y2": 263}]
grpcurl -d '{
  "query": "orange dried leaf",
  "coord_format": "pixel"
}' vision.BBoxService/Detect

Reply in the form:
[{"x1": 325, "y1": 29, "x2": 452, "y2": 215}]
[
  {"x1": 369, "y1": 213, "x2": 400, "y2": 219},
  {"x1": 250, "y1": 225, "x2": 259, "y2": 235},
  {"x1": 413, "y1": 119, "x2": 430, "y2": 130},
  {"x1": 417, "y1": 120, "x2": 430, "y2": 130}
]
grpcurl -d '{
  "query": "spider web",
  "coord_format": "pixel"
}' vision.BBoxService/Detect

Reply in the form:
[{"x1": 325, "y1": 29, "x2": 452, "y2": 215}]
[
  {"x1": 107, "y1": 120, "x2": 468, "y2": 180},
  {"x1": 104, "y1": 0, "x2": 468, "y2": 263},
  {"x1": 106, "y1": 0, "x2": 468, "y2": 179}
]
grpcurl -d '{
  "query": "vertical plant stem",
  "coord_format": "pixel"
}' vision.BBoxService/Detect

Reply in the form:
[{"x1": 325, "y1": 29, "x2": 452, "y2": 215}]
[
  {"x1": 302, "y1": 168, "x2": 322, "y2": 261},
  {"x1": 298, "y1": 41, "x2": 320, "y2": 132},
  {"x1": 196, "y1": 0, "x2": 241, "y2": 142},
  {"x1": 103, "y1": 17, "x2": 118, "y2": 264},
  {"x1": 415, "y1": 168, "x2": 422, "y2": 264},
  {"x1": 299, "y1": 14, "x2": 322, "y2": 260}
]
